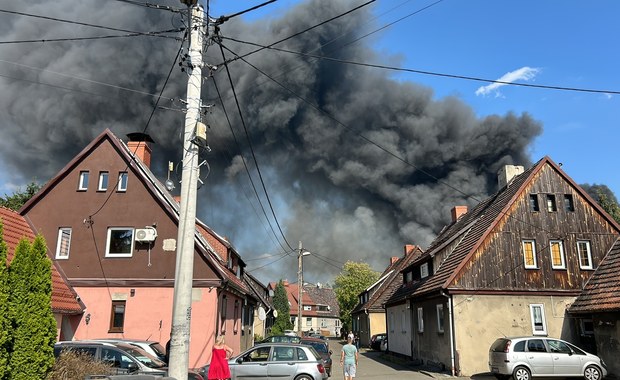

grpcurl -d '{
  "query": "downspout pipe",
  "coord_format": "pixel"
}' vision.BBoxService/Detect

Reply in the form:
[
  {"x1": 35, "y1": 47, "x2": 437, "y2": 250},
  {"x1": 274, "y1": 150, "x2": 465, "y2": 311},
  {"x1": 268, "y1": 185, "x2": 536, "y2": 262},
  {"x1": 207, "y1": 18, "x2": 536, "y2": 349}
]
[{"x1": 441, "y1": 291, "x2": 456, "y2": 376}]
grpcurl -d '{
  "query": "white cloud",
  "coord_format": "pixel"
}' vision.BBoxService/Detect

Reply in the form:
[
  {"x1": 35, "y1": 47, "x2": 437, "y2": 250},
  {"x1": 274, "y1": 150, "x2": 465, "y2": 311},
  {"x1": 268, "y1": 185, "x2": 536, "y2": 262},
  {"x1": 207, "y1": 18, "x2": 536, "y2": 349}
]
[{"x1": 476, "y1": 66, "x2": 541, "y2": 97}]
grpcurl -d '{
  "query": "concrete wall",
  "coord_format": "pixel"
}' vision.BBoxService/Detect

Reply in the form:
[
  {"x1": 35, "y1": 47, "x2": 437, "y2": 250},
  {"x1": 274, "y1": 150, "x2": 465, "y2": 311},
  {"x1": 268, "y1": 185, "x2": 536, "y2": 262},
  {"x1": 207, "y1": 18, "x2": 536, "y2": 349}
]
[
  {"x1": 386, "y1": 303, "x2": 411, "y2": 356},
  {"x1": 452, "y1": 294, "x2": 576, "y2": 376},
  {"x1": 72, "y1": 286, "x2": 218, "y2": 368},
  {"x1": 593, "y1": 313, "x2": 620, "y2": 377},
  {"x1": 410, "y1": 298, "x2": 452, "y2": 371}
]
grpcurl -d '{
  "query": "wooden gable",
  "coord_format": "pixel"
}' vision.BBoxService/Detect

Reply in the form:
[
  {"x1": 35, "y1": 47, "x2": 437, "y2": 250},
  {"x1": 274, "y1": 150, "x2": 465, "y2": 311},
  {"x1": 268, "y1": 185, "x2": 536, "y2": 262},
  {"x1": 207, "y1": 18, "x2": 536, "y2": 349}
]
[{"x1": 450, "y1": 160, "x2": 620, "y2": 292}]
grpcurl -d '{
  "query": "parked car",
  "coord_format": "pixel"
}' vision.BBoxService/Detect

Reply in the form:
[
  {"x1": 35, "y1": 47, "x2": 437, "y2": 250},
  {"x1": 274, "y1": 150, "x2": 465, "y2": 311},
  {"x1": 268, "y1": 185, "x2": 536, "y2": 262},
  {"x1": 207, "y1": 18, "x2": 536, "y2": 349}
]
[
  {"x1": 488, "y1": 337, "x2": 607, "y2": 380},
  {"x1": 284, "y1": 330, "x2": 298, "y2": 337},
  {"x1": 370, "y1": 333, "x2": 386, "y2": 350},
  {"x1": 259, "y1": 335, "x2": 302, "y2": 344},
  {"x1": 92, "y1": 338, "x2": 167, "y2": 363},
  {"x1": 199, "y1": 342, "x2": 327, "y2": 380},
  {"x1": 300, "y1": 337, "x2": 332, "y2": 376},
  {"x1": 54, "y1": 341, "x2": 203, "y2": 379}
]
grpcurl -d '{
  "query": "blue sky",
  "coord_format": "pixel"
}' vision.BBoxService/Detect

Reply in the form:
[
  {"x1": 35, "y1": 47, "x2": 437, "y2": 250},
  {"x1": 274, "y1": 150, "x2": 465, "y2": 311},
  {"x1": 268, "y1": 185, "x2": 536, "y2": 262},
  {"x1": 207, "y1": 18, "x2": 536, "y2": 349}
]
[{"x1": 209, "y1": 0, "x2": 620, "y2": 197}]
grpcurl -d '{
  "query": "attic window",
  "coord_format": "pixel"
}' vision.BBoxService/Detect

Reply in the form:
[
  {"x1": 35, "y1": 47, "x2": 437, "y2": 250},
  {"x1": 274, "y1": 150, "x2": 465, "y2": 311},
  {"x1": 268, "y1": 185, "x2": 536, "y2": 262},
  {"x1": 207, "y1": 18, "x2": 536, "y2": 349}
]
[
  {"x1": 564, "y1": 194, "x2": 574, "y2": 212},
  {"x1": 98, "y1": 171, "x2": 109, "y2": 191},
  {"x1": 117, "y1": 172, "x2": 128, "y2": 192},
  {"x1": 78, "y1": 171, "x2": 89, "y2": 191},
  {"x1": 420, "y1": 263, "x2": 429, "y2": 278},
  {"x1": 546, "y1": 194, "x2": 557, "y2": 212},
  {"x1": 405, "y1": 271, "x2": 413, "y2": 283},
  {"x1": 529, "y1": 194, "x2": 539, "y2": 212}
]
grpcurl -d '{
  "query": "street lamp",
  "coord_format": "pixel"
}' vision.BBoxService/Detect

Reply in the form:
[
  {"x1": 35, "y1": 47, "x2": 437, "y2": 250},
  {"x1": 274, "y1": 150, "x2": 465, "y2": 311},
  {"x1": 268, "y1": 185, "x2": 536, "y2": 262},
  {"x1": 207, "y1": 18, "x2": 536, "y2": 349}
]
[{"x1": 297, "y1": 242, "x2": 311, "y2": 336}]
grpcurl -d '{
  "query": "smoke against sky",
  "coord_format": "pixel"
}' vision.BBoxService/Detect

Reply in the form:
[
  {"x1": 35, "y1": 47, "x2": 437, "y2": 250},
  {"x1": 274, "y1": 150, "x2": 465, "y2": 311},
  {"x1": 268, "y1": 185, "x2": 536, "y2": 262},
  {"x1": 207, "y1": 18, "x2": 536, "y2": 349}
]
[{"x1": 0, "y1": 0, "x2": 543, "y2": 284}]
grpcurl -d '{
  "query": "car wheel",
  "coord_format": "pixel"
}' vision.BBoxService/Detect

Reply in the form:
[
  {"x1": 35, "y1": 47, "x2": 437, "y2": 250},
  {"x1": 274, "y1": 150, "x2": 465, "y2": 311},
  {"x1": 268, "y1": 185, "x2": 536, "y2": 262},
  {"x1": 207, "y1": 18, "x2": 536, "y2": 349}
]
[
  {"x1": 584, "y1": 365, "x2": 602, "y2": 380},
  {"x1": 512, "y1": 366, "x2": 531, "y2": 380},
  {"x1": 294, "y1": 375, "x2": 313, "y2": 380}
]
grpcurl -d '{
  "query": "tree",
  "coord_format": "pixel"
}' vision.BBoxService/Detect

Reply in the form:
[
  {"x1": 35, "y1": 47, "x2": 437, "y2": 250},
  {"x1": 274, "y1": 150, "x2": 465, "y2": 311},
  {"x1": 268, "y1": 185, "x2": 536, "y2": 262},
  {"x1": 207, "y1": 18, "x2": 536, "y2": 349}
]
[
  {"x1": 0, "y1": 182, "x2": 42, "y2": 212},
  {"x1": 334, "y1": 261, "x2": 380, "y2": 330},
  {"x1": 596, "y1": 190, "x2": 620, "y2": 225},
  {"x1": 8, "y1": 236, "x2": 56, "y2": 380},
  {"x1": 0, "y1": 222, "x2": 10, "y2": 380},
  {"x1": 271, "y1": 280, "x2": 293, "y2": 335}
]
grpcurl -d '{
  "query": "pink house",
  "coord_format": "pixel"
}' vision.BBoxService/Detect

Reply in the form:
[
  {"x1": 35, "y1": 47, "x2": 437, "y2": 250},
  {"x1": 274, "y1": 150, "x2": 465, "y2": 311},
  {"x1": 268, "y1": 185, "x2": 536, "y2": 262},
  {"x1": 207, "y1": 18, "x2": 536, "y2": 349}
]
[{"x1": 20, "y1": 129, "x2": 257, "y2": 368}]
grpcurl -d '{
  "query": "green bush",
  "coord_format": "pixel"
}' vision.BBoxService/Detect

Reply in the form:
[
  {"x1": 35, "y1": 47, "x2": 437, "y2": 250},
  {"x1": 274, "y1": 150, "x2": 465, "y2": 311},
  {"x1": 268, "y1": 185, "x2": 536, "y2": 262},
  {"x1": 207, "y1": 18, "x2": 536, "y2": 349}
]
[{"x1": 46, "y1": 351, "x2": 113, "y2": 380}]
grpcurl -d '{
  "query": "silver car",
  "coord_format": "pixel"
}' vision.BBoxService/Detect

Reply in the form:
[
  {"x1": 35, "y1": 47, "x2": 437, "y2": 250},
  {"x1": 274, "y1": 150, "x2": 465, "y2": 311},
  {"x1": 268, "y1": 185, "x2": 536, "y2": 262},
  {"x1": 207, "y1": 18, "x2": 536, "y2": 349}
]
[
  {"x1": 199, "y1": 343, "x2": 328, "y2": 380},
  {"x1": 489, "y1": 337, "x2": 607, "y2": 380}
]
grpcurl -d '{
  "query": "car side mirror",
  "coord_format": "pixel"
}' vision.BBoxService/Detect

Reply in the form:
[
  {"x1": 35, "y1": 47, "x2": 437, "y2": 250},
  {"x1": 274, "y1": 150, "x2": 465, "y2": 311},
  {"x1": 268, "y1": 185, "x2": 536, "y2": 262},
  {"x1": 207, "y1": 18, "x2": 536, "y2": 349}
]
[
  {"x1": 568, "y1": 350, "x2": 573, "y2": 356},
  {"x1": 127, "y1": 362, "x2": 139, "y2": 373},
  {"x1": 329, "y1": 350, "x2": 333, "y2": 355},
  {"x1": 237, "y1": 357, "x2": 244, "y2": 364}
]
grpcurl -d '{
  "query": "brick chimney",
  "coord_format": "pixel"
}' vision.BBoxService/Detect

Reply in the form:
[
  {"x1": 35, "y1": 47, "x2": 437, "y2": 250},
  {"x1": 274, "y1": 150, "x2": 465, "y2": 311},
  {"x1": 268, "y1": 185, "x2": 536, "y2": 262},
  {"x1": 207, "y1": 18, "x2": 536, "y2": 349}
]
[
  {"x1": 126, "y1": 132, "x2": 154, "y2": 168},
  {"x1": 390, "y1": 256, "x2": 399, "y2": 265},
  {"x1": 404, "y1": 244, "x2": 414, "y2": 256},
  {"x1": 451, "y1": 206, "x2": 468, "y2": 222},
  {"x1": 497, "y1": 164, "x2": 524, "y2": 188}
]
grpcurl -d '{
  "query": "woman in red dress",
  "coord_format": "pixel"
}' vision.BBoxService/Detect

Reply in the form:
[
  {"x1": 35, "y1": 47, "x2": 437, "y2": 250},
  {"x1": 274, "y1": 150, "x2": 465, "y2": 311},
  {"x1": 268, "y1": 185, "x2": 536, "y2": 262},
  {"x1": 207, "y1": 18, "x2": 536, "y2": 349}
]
[{"x1": 208, "y1": 335, "x2": 234, "y2": 380}]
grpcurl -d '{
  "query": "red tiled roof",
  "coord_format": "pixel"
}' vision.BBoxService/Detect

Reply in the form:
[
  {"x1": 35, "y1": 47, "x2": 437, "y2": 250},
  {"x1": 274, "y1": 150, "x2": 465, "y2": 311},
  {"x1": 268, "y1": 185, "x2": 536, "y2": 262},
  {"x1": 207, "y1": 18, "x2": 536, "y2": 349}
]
[
  {"x1": 1, "y1": 207, "x2": 83, "y2": 314},
  {"x1": 570, "y1": 238, "x2": 620, "y2": 313}
]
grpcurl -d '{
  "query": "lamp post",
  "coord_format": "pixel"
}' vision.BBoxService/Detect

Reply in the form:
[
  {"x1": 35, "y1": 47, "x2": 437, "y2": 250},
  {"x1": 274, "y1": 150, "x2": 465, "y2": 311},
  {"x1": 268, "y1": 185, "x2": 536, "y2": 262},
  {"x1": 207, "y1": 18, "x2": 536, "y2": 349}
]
[{"x1": 297, "y1": 241, "x2": 310, "y2": 336}]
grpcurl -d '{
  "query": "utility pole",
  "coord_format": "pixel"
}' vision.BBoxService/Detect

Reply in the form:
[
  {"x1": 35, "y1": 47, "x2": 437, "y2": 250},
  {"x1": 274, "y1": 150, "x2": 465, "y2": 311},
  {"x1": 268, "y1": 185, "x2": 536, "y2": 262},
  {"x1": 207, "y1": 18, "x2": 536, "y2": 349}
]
[
  {"x1": 297, "y1": 241, "x2": 303, "y2": 336},
  {"x1": 297, "y1": 242, "x2": 310, "y2": 336},
  {"x1": 168, "y1": 2, "x2": 204, "y2": 380}
]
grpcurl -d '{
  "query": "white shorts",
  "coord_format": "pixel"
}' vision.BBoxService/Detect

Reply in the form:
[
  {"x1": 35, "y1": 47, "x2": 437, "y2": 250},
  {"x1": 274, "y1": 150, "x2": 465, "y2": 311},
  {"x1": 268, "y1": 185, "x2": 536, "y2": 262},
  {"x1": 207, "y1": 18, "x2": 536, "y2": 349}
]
[{"x1": 343, "y1": 364, "x2": 356, "y2": 377}]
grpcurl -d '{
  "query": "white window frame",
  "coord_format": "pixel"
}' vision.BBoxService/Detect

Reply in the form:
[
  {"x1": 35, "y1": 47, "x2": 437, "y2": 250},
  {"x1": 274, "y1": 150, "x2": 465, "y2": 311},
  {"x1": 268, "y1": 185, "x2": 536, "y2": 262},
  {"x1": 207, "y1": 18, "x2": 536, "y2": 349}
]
[
  {"x1": 78, "y1": 171, "x2": 89, "y2": 191},
  {"x1": 55, "y1": 228, "x2": 72, "y2": 259},
  {"x1": 98, "y1": 171, "x2": 109, "y2": 191},
  {"x1": 549, "y1": 240, "x2": 566, "y2": 269},
  {"x1": 117, "y1": 172, "x2": 128, "y2": 192},
  {"x1": 304, "y1": 305, "x2": 311, "y2": 311},
  {"x1": 417, "y1": 307, "x2": 424, "y2": 333},
  {"x1": 306, "y1": 317, "x2": 312, "y2": 327},
  {"x1": 420, "y1": 263, "x2": 429, "y2": 278},
  {"x1": 105, "y1": 227, "x2": 135, "y2": 257},
  {"x1": 522, "y1": 240, "x2": 538, "y2": 269},
  {"x1": 436, "y1": 304, "x2": 444, "y2": 333},
  {"x1": 529, "y1": 304, "x2": 547, "y2": 336},
  {"x1": 577, "y1": 241, "x2": 593, "y2": 269}
]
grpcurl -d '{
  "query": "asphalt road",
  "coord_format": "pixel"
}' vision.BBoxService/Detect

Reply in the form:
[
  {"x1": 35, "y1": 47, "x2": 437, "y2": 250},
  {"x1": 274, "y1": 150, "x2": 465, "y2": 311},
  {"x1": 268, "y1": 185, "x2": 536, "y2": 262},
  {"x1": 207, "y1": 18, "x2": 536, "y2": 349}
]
[{"x1": 327, "y1": 340, "x2": 434, "y2": 380}]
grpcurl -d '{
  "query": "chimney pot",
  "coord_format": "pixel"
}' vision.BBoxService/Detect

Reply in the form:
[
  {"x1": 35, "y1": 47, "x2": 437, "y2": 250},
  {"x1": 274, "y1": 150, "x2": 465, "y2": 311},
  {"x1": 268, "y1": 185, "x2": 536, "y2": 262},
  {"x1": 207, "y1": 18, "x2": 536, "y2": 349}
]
[{"x1": 451, "y1": 206, "x2": 468, "y2": 222}]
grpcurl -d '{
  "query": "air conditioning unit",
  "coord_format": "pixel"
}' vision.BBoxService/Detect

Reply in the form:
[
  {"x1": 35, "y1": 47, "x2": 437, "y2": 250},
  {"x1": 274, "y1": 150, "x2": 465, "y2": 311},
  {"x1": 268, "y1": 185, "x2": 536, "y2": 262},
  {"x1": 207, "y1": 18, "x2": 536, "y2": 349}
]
[{"x1": 135, "y1": 227, "x2": 157, "y2": 242}]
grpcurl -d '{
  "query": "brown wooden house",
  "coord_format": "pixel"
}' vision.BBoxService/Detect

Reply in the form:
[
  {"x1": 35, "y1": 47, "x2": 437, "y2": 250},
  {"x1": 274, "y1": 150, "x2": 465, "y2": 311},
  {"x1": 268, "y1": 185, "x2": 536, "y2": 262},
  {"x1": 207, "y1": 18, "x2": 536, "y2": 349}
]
[
  {"x1": 19, "y1": 129, "x2": 257, "y2": 367},
  {"x1": 569, "y1": 238, "x2": 620, "y2": 376},
  {"x1": 351, "y1": 244, "x2": 423, "y2": 347},
  {"x1": 385, "y1": 157, "x2": 620, "y2": 376}
]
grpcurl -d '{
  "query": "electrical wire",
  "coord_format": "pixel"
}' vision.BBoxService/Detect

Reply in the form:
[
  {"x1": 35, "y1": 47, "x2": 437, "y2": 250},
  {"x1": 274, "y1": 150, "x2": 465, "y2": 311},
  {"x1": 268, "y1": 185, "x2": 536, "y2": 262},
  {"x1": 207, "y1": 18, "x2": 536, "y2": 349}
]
[
  {"x1": 217, "y1": 42, "x2": 296, "y2": 252},
  {"x1": 213, "y1": 0, "x2": 376, "y2": 66},
  {"x1": 247, "y1": 250, "x2": 293, "y2": 273},
  {"x1": 0, "y1": 29, "x2": 184, "y2": 44},
  {"x1": 108, "y1": 0, "x2": 182, "y2": 12},
  {"x1": 212, "y1": 76, "x2": 291, "y2": 254},
  {"x1": 87, "y1": 31, "x2": 188, "y2": 219},
  {"x1": 215, "y1": 0, "x2": 277, "y2": 23},
  {"x1": 223, "y1": 37, "x2": 620, "y2": 96},
  {"x1": 0, "y1": 59, "x2": 177, "y2": 102},
  {"x1": 0, "y1": 8, "x2": 155, "y2": 34}
]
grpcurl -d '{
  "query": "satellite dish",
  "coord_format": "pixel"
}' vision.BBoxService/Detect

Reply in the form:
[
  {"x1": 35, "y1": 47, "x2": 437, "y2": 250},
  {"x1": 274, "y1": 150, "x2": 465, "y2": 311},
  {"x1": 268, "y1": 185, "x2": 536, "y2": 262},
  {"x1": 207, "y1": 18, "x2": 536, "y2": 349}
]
[
  {"x1": 273, "y1": 310, "x2": 278, "y2": 318},
  {"x1": 258, "y1": 307, "x2": 266, "y2": 321}
]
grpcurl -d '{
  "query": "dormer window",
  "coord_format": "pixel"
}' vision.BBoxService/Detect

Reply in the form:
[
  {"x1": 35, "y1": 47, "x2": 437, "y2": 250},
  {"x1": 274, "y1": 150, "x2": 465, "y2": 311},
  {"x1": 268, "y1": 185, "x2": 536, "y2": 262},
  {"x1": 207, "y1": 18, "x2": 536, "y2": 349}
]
[
  {"x1": 420, "y1": 263, "x2": 429, "y2": 278},
  {"x1": 405, "y1": 271, "x2": 413, "y2": 283},
  {"x1": 78, "y1": 171, "x2": 89, "y2": 191}
]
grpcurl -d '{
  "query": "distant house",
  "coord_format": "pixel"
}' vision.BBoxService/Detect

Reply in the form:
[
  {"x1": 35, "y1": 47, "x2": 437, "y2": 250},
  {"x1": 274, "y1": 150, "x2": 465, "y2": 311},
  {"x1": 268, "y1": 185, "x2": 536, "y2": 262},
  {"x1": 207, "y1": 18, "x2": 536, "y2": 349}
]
[
  {"x1": 19, "y1": 129, "x2": 257, "y2": 367},
  {"x1": 270, "y1": 281, "x2": 340, "y2": 336},
  {"x1": 569, "y1": 238, "x2": 620, "y2": 376},
  {"x1": 351, "y1": 244, "x2": 423, "y2": 347},
  {"x1": 244, "y1": 272, "x2": 274, "y2": 340},
  {"x1": 0, "y1": 206, "x2": 84, "y2": 340},
  {"x1": 385, "y1": 158, "x2": 620, "y2": 376}
]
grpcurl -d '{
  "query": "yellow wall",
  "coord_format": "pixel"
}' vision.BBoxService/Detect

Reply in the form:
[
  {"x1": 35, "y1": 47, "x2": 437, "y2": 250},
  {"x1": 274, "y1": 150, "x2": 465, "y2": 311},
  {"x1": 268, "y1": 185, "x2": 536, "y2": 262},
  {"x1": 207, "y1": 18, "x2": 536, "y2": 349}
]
[{"x1": 452, "y1": 294, "x2": 576, "y2": 376}]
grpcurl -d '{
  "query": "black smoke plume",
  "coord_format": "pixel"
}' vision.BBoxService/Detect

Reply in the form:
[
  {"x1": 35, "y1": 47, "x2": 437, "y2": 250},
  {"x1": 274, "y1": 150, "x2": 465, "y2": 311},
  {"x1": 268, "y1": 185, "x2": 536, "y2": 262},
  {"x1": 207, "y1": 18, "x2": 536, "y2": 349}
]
[{"x1": 0, "y1": 0, "x2": 542, "y2": 283}]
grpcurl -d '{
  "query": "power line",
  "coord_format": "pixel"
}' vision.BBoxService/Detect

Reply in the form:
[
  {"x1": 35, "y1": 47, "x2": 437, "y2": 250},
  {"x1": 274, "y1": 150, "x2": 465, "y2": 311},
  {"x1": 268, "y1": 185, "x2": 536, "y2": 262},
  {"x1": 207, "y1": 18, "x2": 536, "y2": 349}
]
[
  {"x1": 0, "y1": 8, "x2": 153, "y2": 34},
  {"x1": 0, "y1": 59, "x2": 177, "y2": 101},
  {"x1": 215, "y1": 0, "x2": 277, "y2": 23},
  {"x1": 217, "y1": 42, "x2": 295, "y2": 252},
  {"x1": 223, "y1": 37, "x2": 620, "y2": 96},
  {"x1": 108, "y1": 0, "x2": 182, "y2": 12},
  {"x1": 212, "y1": 76, "x2": 291, "y2": 254},
  {"x1": 0, "y1": 29, "x2": 184, "y2": 44},
  {"x1": 213, "y1": 0, "x2": 376, "y2": 66}
]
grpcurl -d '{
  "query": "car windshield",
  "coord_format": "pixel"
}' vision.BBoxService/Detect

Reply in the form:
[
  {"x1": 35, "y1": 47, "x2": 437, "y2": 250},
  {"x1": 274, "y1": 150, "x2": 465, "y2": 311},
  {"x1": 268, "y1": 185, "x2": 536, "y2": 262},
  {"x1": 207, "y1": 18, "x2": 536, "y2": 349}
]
[
  {"x1": 303, "y1": 342, "x2": 327, "y2": 354},
  {"x1": 122, "y1": 346, "x2": 166, "y2": 368}
]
